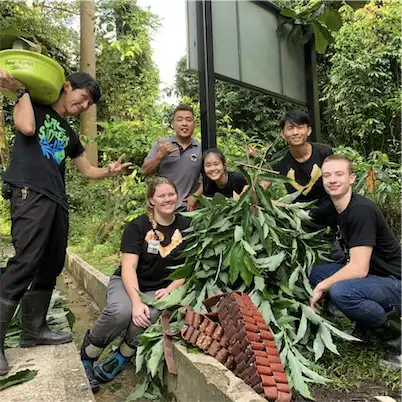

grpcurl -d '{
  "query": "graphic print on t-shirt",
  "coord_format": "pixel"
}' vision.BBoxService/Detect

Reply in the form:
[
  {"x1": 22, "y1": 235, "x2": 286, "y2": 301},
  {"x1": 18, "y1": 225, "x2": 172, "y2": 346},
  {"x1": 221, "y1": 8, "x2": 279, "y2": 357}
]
[
  {"x1": 145, "y1": 229, "x2": 183, "y2": 258},
  {"x1": 38, "y1": 114, "x2": 70, "y2": 165},
  {"x1": 287, "y1": 164, "x2": 322, "y2": 195}
]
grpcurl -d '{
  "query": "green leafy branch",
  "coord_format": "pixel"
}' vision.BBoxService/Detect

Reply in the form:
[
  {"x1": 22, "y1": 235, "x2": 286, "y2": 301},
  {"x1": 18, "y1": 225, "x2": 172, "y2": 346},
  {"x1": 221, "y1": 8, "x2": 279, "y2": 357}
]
[{"x1": 278, "y1": 1, "x2": 369, "y2": 53}]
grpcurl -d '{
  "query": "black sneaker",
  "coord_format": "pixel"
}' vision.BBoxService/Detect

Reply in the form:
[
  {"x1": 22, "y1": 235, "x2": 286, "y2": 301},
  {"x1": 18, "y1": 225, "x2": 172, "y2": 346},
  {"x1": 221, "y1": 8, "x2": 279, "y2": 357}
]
[
  {"x1": 380, "y1": 352, "x2": 402, "y2": 370},
  {"x1": 83, "y1": 361, "x2": 100, "y2": 393}
]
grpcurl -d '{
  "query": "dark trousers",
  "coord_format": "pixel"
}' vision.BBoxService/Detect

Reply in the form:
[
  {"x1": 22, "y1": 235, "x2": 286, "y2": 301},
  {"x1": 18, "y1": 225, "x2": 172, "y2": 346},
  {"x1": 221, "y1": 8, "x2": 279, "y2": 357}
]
[
  {"x1": 0, "y1": 187, "x2": 68, "y2": 301},
  {"x1": 310, "y1": 263, "x2": 402, "y2": 327}
]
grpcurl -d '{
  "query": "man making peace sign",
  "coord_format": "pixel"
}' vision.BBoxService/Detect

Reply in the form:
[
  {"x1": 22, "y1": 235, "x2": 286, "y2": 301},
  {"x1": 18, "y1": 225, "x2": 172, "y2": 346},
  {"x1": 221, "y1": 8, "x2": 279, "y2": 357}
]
[{"x1": 0, "y1": 69, "x2": 131, "y2": 375}]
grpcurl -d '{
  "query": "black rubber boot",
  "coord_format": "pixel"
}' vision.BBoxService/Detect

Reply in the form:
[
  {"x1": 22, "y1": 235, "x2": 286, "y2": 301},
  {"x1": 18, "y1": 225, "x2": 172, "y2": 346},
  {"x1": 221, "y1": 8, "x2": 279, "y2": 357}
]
[
  {"x1": 0, "y1": 296, "x2": 19, "y2": 375},
  {"x1": 372, "y1": 310, "x2": 401, "y2": 369},
  {"x1": 347, "y1": 324, "x2": 374, "y2": 345},
  {"x1": 19, "y1": 289, "x2": 73, "y2": 347},
  {"x1": 372, "y1": 310, "x2": 401, "y2": 342},
  {"x1": 80, "y1": 330, "x2": 104, "y2": 393}
]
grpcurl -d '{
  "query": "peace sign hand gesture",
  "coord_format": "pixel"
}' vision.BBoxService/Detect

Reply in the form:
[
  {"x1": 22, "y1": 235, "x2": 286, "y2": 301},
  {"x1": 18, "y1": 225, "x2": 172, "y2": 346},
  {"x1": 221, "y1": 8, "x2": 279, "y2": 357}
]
[{"x1": 107, "y1": 154, "x2": 133, "y2": 176}]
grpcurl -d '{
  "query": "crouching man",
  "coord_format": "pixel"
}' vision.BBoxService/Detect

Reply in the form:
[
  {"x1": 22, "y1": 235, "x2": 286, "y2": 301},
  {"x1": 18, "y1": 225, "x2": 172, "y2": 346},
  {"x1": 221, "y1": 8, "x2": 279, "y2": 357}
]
[{"x1": 310, "y1": 155, "x2": 401, "y2": 367}]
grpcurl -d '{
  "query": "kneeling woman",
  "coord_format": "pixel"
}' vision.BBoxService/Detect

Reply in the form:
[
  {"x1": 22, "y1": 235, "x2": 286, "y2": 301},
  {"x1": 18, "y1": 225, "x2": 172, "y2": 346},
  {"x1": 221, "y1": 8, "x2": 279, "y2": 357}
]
[
  {"x1": 203, "y1": 148, "x2": 247, "y2": 198},
  {"x1": 81, "y1": 177, "x2": 190, "y2": 393}
]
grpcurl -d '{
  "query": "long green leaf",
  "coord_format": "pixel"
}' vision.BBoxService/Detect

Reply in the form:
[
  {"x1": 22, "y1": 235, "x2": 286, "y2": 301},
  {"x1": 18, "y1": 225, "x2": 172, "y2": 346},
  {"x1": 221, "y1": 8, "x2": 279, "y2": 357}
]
[
  {"x1": 255, "y1": 251, "x2": 285, "y2": 271},
  {"x1": 288, "y1": 265, "x2": 301, "y2": 291},
  {"x1": 322, "y1": 320, "x2": 361, "y2": 342},
  {"x1": 234, "y1": 225, "x2": 243, "y2": 242},
  {"x1": 146, "y1": 339, "x2": 164, "y2": 377},
  {"x1": 241, "y1": 239, "x2": 256, "y2": 256},
  {"x1": 287, "y1": 350, "x2": 313, "y2": 399},
  {"x1": 239, "y1": 262, "x2": 253, "y2": 286},
  {"x1": 277, "y1": 190, "x2": 303, "y2": 204},
  {"x1": 229, "y1": 246, "x2": 241, "y2": 284},
  {"x1": 313, "y1": 331, "x2": 325, "y2": 361},
  {"x1": 318, "y1": 323, "x2": 339, "y2": 355},
  {"x1": 0, "y1": 369, "x2": 37, "y2": 391},
  {"x1": 259, "y1": 300, "x2": 278, "y2": 326},
  {"x1": 153, "y1": 283, "x2": 189, "y2": 309},
  {"x1": 168, "y1": 263, "x2": 194, "y2": 280},
  {"x1": 135, "y1": 344, "x2": 145, "y2": 373},
  {"x1": 301, "y1": 305, "x2": 322, "y2": 324},
  {"x1": 292, "y1": 312, "x2": 307, "y2": 345}
]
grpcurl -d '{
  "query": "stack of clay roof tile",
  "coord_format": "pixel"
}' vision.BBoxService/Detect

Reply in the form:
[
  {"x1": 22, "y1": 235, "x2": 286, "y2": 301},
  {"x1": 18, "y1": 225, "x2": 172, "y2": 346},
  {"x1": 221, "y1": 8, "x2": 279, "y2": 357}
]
[{"x1": 180, "y1": 292, "x2": 291, "y2": 402}]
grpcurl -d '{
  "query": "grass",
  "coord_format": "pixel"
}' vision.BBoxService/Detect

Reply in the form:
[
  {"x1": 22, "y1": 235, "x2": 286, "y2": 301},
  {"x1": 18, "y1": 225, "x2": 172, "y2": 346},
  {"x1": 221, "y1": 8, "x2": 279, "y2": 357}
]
[
  {"x1": 312, "y1": 316, "x2": 401, "y2": 393},
  {"x1": 318, "y1": 338, "x2": 401, "y2": 391},
  {"x1": 68, "y1": 243, "x2": 120, "y2": 276}
]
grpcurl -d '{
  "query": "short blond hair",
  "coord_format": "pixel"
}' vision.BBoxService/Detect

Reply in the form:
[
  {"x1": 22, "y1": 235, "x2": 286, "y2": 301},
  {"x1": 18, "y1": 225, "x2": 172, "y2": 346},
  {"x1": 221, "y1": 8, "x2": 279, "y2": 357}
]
[{"x1": 322, "y1": 155, "x2": 353, "y2": 174}]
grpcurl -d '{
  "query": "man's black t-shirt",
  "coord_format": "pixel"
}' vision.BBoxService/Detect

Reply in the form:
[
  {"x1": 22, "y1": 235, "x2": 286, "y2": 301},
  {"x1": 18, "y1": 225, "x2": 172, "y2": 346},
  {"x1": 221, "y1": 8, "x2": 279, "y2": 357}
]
[
  {"x1": 336, "y1": 194, "x2": 401, "y2": 279},
  {"x1": 114, "y1": 214, "x2": 191, "y2": 292},
  {"x1": 273, "y1": 143, "x2": 333, "y2": 204},
  {"x1": 203, "y1": 171, "x2": 247, "y2": 198},
  {"x1": 3, "y1": 103, "x2": 85, "y2": 210}
]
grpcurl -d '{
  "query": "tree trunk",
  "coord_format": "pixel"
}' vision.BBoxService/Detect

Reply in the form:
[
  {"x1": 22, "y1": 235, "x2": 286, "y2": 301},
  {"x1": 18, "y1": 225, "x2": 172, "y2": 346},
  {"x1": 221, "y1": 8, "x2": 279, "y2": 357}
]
[
  {"x1": 80, "y1": 0, "x2": 98, "y2": 166},
  {"x1": 0, "y1": 95, "x2": 9, "y2": 170}
]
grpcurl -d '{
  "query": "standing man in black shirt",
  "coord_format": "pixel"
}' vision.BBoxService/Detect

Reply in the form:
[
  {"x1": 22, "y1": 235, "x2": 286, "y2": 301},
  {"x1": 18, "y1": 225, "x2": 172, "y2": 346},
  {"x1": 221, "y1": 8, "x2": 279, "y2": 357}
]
[
  {"x1": 266, "y1": 110, "x2": 342, "y2": 263},
  {"x1": 0, "y1": 69, "x2": 131, "y2": 375},
  {"x1": 310, "y1": 155, "x2": 401, "y2": 367}
]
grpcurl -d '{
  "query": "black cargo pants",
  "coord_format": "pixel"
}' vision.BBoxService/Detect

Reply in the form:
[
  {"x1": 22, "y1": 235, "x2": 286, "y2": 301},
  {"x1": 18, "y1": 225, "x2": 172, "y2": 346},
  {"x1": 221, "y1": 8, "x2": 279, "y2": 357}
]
[{"x1": 0, "y1": 187, "x2": 68, "y2": 301}]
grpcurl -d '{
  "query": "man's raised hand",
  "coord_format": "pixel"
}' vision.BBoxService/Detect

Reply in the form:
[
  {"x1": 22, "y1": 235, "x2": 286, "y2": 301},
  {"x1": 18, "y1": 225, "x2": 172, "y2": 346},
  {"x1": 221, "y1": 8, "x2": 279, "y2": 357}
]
[
  {"x1": 107, "y1": 154, "x2": 132, "y2": 176},
  {"x1": 156, "y1": 139, "x2": 178, "y2": 159}
]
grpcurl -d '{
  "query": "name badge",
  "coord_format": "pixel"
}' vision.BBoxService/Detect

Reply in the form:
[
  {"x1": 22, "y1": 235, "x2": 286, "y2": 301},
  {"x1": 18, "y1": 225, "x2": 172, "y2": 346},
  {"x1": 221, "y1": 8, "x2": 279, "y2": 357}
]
[{"x1": 147, "y1": 240, "x2": 160, "y2": 255}]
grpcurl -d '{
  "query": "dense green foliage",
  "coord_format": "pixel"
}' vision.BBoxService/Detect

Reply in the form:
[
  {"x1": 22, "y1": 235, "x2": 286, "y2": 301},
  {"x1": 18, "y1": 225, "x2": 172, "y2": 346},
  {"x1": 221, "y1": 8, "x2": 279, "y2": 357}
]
[
  {"x1": 96, "y1": 0, "x2": 160, "y2": 122},
  {"x1": 320, "y1": 1, "x2": 401, "y2": 157}
]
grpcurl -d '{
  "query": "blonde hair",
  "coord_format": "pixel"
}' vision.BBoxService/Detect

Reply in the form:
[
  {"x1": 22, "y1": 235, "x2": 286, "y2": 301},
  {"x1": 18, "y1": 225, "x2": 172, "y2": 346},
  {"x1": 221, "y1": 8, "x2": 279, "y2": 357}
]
[
  {"x1": 146, "y1": 177, "x2": 178, "y2": 229},
  {"x1": 322, "y1": 154, "x2": 353, "y2": 174}
]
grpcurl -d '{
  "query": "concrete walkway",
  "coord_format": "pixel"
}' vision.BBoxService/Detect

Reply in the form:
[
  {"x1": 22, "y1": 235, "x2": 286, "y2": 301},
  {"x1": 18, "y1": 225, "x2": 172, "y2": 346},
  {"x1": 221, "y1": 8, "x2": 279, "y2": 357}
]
[
  {"x1": 0, "y1": 244, "x2": 95, "y2": 402},
  {"x1": 2, "y1": 342, "x2": 95, "y2": 402}
]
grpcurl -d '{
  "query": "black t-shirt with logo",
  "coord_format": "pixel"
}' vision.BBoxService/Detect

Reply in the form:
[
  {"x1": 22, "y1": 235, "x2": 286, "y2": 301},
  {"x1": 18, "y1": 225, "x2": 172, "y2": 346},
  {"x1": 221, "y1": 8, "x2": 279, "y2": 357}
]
[
  {"x1": 336, "y1": 194, "x2": 401, "y2": 279},
  {"x1": 203, "y1": 171, "x2": 247, "y2": 198},
  {"x1": 3, "y1": 103, "x2": 85, "y2": 210},
  {"x1": 273, "y1": 142, "x2": 333, "y2": 204},
  {"x1": 114, "y1": 214, "x2": 191, "y2": 292}
]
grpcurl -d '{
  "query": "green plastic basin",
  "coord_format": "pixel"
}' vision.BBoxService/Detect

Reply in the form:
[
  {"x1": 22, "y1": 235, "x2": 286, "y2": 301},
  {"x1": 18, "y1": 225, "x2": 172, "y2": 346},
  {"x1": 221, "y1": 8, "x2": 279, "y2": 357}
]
[{"x1": 0, "y1": 49, "x2": 65, "y2": 105}]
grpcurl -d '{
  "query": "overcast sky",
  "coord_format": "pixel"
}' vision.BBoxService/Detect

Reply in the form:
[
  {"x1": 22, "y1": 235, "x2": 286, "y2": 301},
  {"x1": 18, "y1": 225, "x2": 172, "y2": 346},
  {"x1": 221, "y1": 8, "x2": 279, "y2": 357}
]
[{"x1": 137, "y1": 0, "x2": 187, "y2": 99}]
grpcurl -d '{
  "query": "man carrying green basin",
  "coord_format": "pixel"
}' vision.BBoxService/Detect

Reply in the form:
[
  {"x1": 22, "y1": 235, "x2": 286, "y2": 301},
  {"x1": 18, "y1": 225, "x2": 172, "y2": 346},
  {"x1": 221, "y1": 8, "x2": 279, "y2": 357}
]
[{"x1": 0, "y1": 69, "x2": 132, "y2": 376}]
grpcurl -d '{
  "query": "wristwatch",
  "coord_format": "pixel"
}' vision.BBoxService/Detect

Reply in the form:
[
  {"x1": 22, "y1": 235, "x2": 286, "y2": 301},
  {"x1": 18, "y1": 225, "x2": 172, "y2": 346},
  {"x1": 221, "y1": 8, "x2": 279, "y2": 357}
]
[{"x1": 15, "y1": 88, "x2": 30, "y2": 100}]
